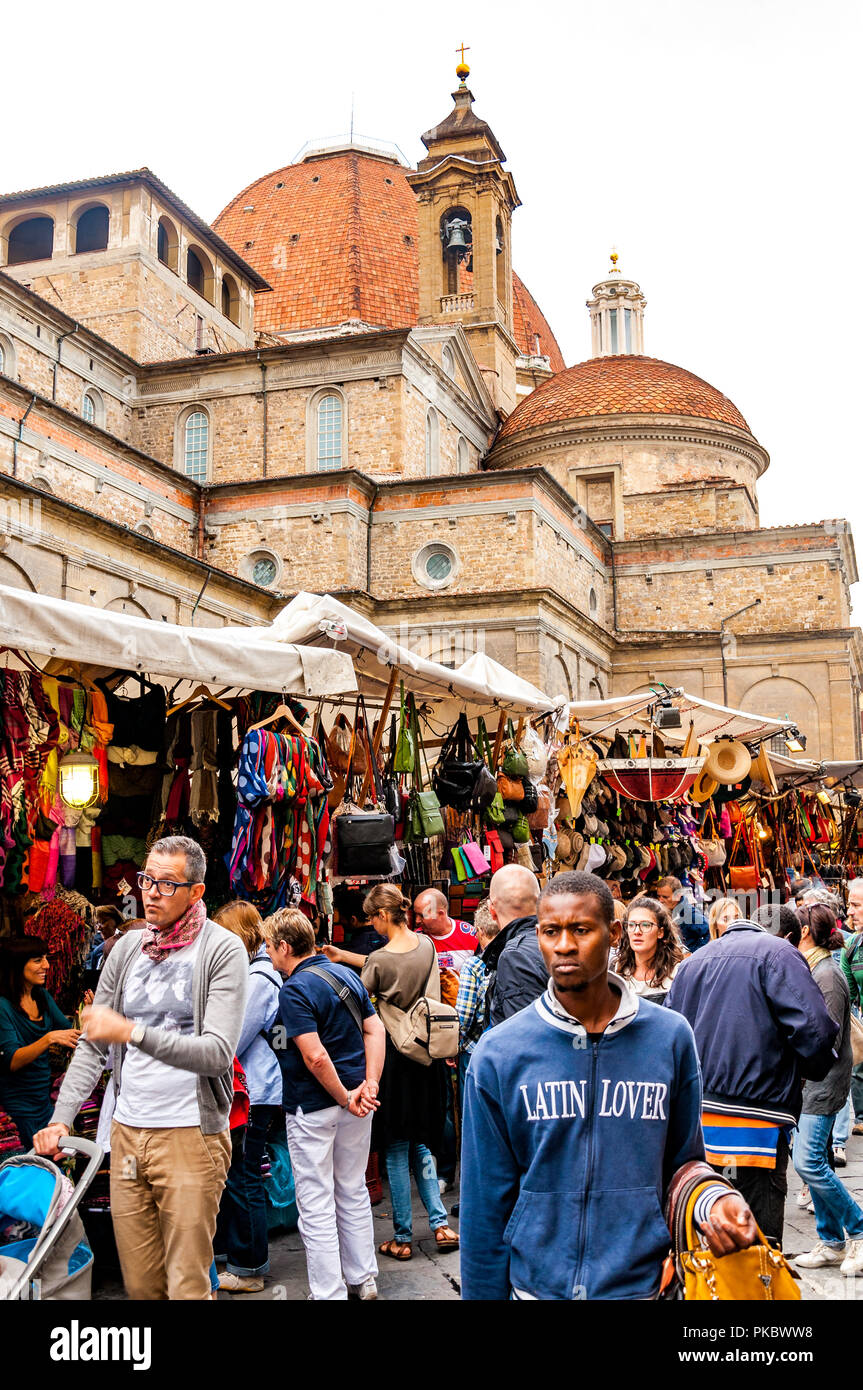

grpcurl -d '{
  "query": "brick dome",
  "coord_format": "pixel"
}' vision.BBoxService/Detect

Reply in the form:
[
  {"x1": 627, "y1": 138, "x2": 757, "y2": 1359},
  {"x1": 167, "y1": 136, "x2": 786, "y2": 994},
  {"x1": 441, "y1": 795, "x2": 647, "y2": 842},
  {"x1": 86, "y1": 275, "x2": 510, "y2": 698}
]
[
  {"x1": 496, "y1": 354, "x2": 752, "y2": 441},
  {"x1": 213, "y1": 148, "x2": 564, "y2": 367}
]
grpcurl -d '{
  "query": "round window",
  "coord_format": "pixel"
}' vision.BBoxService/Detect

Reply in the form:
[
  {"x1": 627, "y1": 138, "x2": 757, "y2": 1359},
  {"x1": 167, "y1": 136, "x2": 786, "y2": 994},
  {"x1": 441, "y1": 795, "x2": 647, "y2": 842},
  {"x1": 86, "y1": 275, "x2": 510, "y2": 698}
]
[
  {"x1": 252, "y1": 555, "x2": 278, "y2": 587},
  {"x1": 414, "y1": 542, "x2": 457, "y2": 591}
]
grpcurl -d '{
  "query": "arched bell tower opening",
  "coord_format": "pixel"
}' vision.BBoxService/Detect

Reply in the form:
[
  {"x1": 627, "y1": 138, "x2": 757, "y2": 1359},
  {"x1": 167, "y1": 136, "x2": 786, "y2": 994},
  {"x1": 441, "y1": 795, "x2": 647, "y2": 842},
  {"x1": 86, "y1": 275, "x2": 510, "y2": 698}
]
[{"x1": 440, "y1": 206, "x2": 472, "y2": 294}]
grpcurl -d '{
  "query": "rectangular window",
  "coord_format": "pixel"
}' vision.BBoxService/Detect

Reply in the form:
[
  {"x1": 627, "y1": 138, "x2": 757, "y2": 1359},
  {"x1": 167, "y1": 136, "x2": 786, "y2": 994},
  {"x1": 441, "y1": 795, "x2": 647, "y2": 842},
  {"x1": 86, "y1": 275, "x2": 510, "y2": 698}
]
[
  {"x1": 624, "y1": 307, "x2": 632, "y2": 352},
  {"x1": 597, "y1": 521, "x2": 614, "y2": 538},
  {"x1": 609, "y1": 309, "x2": 618, "y2": 354}
]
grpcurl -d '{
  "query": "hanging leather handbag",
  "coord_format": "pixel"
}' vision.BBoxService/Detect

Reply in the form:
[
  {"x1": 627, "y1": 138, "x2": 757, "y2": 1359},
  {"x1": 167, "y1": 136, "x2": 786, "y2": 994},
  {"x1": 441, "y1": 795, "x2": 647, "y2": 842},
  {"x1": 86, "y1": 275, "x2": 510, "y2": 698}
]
[
  {"x1": 392, "y1": 681, "x2": 416, "y2": 775},
  {"x1": 460, "y1": 834, "x2": 491, "y2": 878},
  {"x1": 483, "y1": 829, "x2": 505, "y2": 873},
  {"x1": 502, "y1": 719, "x2": 529, "y2": 778},
  {"x1": 432, "y1": 712, "x2": 483, "y2": 810},
  {"x1": 521, "y1": 779, "x2": 539, "y2": 815},
  {"x1": 471, "y1": 718, "x2": 499, "y2": 812},
  {"x1": 512, "y1": 813, "x2": 531, "y2": 844},
  {"x1": 484, "y1": 790, "x2": 506, "y2": 826},
  {"x1": 497, "y1": 772, "x2": 525, "y2": 802},
  {"x1": 406, "y1": 701, "x2": 444, "y2": 840},
  {"x1": 333, "y1": 703, "x2": 394, "y2": 875},
  {"x1": 528, "y1": 783, "x2": 551, "y2": 831}
]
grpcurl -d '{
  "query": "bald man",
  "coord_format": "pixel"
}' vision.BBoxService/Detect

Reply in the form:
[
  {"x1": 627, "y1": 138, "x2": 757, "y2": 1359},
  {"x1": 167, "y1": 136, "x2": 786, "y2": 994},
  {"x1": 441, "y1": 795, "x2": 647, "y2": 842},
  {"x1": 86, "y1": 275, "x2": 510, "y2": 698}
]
[
  {"x1": 413, "y1": 888, "x2": 479, "y2": 986},
  {"x1": 484, "y1": 865, "x2": 546, "y2": 1028}
]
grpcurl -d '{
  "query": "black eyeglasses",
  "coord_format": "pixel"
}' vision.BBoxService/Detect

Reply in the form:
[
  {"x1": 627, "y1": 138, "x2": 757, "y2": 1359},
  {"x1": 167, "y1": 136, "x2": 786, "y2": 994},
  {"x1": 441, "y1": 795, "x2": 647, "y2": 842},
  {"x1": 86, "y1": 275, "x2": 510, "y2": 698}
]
[{"x1": 136, "y1": 873, "x2": 195, "y2": 897}]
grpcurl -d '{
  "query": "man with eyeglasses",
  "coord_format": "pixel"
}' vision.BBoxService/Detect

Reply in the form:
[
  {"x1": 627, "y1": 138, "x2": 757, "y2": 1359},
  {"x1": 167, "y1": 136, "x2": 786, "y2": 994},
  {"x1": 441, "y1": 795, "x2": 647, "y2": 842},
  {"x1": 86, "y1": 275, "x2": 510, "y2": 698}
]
[{"x1": 34, "y1": 836, "x2": 248, "y2": 1301}]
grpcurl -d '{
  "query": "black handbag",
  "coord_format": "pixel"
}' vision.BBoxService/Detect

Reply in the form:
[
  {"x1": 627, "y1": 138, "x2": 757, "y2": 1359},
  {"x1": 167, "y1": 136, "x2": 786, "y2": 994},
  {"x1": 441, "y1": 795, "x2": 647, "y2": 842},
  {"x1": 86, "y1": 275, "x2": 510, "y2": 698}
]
[
  {"x1": 335, "y1": 813, "x2": 395, "y2": 876},
  {"x1": 333, "y1": 695, "x2": 395, "y2": 876},
  {"x1": 521, "y1": 779, "x2": 539, "y2": 815},
  {"x1": 432, "y1": 712, "x2": 483, "y2": 811}
]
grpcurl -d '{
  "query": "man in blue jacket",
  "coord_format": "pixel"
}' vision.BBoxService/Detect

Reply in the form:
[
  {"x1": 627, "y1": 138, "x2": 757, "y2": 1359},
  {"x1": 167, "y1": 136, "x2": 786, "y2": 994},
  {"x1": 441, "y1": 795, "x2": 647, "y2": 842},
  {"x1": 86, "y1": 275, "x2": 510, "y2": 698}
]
[
  {"x1": 666, "y1": 915, "x2": 838, "y2": 1246},
  {"x1": 460, "y1": 871, "x2": 757, "y2": 1300}
]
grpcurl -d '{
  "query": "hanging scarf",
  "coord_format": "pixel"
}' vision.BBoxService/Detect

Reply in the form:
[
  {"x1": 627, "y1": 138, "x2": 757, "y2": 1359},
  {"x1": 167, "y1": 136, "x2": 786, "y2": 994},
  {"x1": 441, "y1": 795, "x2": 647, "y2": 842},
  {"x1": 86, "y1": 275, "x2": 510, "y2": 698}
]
[{"x1": 140, "y1": 897, "x2": 207, "y2": 964}]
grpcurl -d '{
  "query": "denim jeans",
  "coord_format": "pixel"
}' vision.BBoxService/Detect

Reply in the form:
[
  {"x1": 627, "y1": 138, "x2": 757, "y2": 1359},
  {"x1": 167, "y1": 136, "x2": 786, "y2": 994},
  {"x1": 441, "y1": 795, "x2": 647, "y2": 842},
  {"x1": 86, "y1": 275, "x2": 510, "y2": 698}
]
[
  {"x1": 215, "y1": 1104, "x2": 283, "y2": 1276},
  {"x1": 794, "y1": 1112, "x2": 863, "y2": 1247},
  {"x1": 834, "y1": 1097, "x2": 852, "y2": 1149},
  {"x1": 384, "y1": 1141, "x2": 449, "y2": 1243}
]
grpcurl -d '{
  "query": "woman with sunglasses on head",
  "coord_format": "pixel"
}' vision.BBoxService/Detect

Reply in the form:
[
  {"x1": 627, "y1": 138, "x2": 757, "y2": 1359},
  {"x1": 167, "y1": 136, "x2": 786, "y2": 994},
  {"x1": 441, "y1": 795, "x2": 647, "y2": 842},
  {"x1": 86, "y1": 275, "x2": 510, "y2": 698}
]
[
  {"x1": 0, "y1": 936, "x2": 80, "y2": 1148},
  {"x1": 617, "y1": 895, "x2": 687, "y2": 1004}
]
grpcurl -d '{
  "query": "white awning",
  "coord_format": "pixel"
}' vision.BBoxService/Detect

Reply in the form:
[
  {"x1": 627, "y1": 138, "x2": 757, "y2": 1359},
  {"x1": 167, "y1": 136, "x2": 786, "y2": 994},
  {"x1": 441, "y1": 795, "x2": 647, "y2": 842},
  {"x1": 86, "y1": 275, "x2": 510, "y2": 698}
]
[
  {"x1": 565, "y1": 688, "x2": 795, "y2": 745},
  {"x1": 232, "y1": 592, "x2": 554, "y2": 717},
  {"x1": 0, "y1": 583, "x2": 356, "y2": 698}
]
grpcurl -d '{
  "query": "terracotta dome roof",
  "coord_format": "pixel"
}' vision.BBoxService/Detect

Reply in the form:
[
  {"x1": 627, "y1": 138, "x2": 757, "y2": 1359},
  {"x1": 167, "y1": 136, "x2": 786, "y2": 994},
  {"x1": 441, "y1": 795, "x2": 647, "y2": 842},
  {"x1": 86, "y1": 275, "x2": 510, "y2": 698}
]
[
  {"x1": 213, "y1": 148, "x2": 565, "y2": 365},
  {"x1": 496, "y1": 354, "x2": 751, "y2": 441}
]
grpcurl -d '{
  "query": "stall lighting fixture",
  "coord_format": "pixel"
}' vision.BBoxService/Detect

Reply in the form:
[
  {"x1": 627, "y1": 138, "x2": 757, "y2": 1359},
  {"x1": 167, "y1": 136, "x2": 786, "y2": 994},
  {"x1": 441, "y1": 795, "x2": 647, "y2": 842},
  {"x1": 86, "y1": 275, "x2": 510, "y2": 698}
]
[
  {"x1": 784, "y1": 726, "x2": 806, "y2": 753},
  {"x1": 817, "y1": 789, "x2": 832, "y2": 805},
  {"x1": 58, "y1": 752, "x2": 100, "y2": 809}
]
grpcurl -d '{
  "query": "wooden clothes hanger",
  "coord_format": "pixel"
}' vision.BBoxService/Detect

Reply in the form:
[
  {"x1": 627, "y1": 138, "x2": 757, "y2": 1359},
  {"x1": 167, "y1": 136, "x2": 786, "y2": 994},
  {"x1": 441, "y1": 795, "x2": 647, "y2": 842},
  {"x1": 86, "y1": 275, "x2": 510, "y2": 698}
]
[
  {"x1": 247, "y1": 700, "x2": 308, "y2": 738},
  {"x1": 166, "y1": 683, "x2": 231, "y2": 716}
]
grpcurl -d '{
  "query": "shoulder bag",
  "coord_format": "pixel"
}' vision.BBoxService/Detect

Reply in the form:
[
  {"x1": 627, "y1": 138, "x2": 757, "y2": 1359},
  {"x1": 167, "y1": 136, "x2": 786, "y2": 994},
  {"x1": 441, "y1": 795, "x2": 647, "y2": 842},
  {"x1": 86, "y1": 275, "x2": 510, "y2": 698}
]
[
  {"x1": 432, "y1": 712, "x2": 483, "y2": 811},
  {"x1": 392, "y1": 680, "x2": 416, "y2": 775},
  {"x1": 334, "y1": 698, "x2": 394, "y2": 875},
  {"x1": 502, "y1": 719, "x2": 529, "y2": 778},
  {"x1": 406, "y1": 699, "x2": 445, "y2": 840},
  {"x1": 376, "y1": 938, "x2": 459, "y2": 1065}
]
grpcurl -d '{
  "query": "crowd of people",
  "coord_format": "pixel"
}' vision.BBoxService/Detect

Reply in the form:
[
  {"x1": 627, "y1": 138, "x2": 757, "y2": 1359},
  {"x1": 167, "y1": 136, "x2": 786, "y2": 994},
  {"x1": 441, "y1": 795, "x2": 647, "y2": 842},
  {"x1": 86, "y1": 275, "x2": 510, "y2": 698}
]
[{"x1": 1, "y1": 831, "x2": 861, "y2": 1300}]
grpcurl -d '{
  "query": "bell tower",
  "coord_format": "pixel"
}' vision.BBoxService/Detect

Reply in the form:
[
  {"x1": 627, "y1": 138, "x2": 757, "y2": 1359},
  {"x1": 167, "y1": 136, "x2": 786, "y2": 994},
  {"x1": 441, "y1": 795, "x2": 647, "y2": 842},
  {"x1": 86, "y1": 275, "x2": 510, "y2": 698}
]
[{"x1": 408, "y1": 55, "x2": 521, "y2": 413}]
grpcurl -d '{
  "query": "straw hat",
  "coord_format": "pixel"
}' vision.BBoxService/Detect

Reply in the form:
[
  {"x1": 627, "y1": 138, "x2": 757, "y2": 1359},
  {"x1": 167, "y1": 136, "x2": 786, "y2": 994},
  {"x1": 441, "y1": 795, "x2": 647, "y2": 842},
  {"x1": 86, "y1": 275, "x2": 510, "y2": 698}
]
[
  {"x1": 691, "y1": 769, "x2": 720, "y2": 804},
  {"x1": 703, "y1": 738, "x2": 752, "y2": 786},
  {"x1": 750, "y1": 744, "x2": 778, "y2": 794}
]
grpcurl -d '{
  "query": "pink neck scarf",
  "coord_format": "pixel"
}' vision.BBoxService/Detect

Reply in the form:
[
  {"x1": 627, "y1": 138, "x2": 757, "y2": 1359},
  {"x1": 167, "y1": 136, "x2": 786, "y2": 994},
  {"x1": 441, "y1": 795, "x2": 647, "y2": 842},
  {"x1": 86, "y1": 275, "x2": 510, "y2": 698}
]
[{"x1": 141, "y1": 898, "x2": 207, "y2": 964}]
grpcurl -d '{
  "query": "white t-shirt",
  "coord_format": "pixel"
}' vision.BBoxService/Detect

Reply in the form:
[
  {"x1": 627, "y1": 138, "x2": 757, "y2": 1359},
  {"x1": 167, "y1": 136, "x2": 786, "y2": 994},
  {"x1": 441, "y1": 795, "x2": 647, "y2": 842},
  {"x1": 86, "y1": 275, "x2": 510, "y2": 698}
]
[{"x1": 114, "y1": 934, "x2": 202, "y2": 1128}]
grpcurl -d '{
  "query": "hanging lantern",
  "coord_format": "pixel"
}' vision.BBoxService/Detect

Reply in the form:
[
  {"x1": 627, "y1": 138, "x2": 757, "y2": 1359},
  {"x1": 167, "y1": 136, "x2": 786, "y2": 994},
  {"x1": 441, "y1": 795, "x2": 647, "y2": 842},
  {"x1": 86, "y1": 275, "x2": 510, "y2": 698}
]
[{"x1": 58, "y1": 752, "x2": 100, "y2": 809}]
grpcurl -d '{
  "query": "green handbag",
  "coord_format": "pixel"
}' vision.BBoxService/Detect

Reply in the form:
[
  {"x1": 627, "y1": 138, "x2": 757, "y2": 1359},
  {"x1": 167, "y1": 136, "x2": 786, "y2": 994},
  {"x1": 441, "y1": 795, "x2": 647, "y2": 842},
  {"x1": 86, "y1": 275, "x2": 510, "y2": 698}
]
[
  {"x1": 512, "y1": 813, "x2": 531, "y2": 843},
  {"x1": 393, "y1": 681, "x2": 416, "y2": 774},
  {"x1": 502, "y1": 718, "x2": 529, "y2": 778},
  {"x1": 484, "y1": 791, "x2": 506, "y2": 826},
  {"x1": 406, "y1": 702, "x2": 444, "y2": 840}
]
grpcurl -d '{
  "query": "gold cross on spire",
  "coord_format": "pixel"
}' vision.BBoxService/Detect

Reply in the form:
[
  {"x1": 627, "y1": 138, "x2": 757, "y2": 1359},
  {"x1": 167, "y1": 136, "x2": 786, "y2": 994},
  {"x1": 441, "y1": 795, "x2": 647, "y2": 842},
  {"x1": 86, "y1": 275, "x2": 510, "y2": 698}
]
[{"x1": 455, "y1": 43, "x2": 471, "y2": 85}]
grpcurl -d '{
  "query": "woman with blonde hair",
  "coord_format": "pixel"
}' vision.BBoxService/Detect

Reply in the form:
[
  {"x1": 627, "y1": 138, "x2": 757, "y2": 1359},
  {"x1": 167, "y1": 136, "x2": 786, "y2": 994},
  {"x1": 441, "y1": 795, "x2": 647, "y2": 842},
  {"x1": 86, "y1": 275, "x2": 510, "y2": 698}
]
[
  {"x1": 212, "y1": 900, "x2": 284, "y2": 1293},
  {"x1": 359, "y1": 883, "x2": 459, "y2": 1261},
  {"x1": 708, "y1": 896, "x2": 742, "y2": 940}
]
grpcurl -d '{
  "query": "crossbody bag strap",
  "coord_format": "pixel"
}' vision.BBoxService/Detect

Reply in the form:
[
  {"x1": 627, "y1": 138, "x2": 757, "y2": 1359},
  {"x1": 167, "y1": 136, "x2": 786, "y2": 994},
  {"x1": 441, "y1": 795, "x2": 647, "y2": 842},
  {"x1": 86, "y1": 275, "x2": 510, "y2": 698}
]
[{"x1": 304, "y1": 965, "x2": 365, "y2": 1035}]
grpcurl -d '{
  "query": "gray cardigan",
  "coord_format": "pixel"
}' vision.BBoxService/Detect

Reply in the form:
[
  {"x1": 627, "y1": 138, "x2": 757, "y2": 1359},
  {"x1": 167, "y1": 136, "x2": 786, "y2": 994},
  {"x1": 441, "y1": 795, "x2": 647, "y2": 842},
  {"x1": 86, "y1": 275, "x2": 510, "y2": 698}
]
[
  {"x1": 802, "y1": 955, "x2": 851, "y2": 1116},
  {"x1": 52, "y1": 919, "x2": 249, "y2": 1135}
]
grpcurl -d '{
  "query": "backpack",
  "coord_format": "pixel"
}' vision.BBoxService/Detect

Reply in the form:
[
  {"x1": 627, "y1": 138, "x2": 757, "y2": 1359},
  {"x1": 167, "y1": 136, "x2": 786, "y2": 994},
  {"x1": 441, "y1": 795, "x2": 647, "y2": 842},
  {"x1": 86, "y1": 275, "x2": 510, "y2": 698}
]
[{"x1": 376, "y1": 938, "x2": 459, "y2": 1066}]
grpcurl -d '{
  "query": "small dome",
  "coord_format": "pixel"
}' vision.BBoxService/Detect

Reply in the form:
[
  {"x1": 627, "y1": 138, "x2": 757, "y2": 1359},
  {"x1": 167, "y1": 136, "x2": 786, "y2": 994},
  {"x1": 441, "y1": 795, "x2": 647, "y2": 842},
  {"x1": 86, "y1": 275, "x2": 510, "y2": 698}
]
[{"x1": 496, "y1": 354, "x2": 751, "y2": 441}]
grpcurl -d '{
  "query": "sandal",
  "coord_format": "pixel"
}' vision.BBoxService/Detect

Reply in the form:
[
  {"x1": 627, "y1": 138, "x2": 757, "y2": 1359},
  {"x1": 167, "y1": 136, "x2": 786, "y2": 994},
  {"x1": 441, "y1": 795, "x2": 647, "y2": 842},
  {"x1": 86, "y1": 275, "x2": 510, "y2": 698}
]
[
  {"x1": 379, "y1": 1239, "x2": 412, "y2": 1261},
  {"x1": 434, "y1": 1226, "x2": 460, "y2": 1251}
]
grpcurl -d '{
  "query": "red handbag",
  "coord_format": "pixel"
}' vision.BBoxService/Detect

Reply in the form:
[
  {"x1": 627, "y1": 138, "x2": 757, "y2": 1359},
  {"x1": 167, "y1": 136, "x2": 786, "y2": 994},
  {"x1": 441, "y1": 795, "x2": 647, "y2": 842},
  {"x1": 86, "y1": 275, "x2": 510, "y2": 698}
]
[{"x1": 483, "y1": 829, "x2": 505, "y2": 873}]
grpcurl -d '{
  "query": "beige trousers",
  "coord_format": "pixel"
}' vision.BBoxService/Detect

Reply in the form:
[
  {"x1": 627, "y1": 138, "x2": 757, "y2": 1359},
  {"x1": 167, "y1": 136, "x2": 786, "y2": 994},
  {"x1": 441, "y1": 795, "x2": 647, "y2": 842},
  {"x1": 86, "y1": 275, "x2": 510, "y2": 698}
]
[{"x1": 109, "y1": 1120, "x2": 231, "y2": 1300}]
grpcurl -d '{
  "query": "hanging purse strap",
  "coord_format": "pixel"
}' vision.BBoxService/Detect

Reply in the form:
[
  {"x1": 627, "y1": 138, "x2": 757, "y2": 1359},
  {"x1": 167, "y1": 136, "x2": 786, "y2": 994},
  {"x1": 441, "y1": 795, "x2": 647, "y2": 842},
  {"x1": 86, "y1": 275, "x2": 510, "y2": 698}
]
[
  {"x1": 355, "y1": 693, "x2": 385, "y2": 806},
  {"x1": 412, "y1": 696, "x2": 431, "y2": 794}
]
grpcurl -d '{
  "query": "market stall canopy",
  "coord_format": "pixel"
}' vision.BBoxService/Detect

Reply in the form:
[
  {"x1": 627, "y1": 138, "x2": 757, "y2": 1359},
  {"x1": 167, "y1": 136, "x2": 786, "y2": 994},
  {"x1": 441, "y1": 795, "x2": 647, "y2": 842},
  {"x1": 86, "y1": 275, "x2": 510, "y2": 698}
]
[
  {"x1": 565, "y1": 689, "x2": 795, "y2": 746},
  {"x1": 231, "y1": 592, "x2": 554, "y2": 717},
  {"x1": 823, "y1": 761, "x2": 863, "y2": 789},
  {"x1": 766, "y1": 752, "x2": 825, "y2": 786},
  {"x1": 0, "y1": 583, "x2": 356, "y2": 697}
]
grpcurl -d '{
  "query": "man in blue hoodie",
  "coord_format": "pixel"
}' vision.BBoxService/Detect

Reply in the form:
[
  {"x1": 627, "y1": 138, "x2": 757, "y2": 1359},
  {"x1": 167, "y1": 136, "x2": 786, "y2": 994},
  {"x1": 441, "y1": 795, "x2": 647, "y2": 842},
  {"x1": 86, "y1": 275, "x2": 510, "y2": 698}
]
[{"x1": 460, "y1": 871, "x2": 757, "y2": 1300}]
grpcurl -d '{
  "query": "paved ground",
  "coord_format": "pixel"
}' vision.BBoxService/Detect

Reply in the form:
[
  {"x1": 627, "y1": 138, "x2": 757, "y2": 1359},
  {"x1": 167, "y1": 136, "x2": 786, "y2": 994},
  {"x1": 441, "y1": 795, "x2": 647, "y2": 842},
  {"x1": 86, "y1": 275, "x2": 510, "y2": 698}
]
[{"x1": 89, "y1": 1134, "x2": 863, "y2": 1301}]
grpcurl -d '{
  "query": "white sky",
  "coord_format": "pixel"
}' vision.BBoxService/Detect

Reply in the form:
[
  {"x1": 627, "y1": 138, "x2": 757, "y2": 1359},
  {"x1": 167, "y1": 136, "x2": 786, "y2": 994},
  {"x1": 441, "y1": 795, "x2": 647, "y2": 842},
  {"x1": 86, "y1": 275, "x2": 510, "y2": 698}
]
[{"x1": 4, "y1": 0, "x2": 861, "y2": 610}]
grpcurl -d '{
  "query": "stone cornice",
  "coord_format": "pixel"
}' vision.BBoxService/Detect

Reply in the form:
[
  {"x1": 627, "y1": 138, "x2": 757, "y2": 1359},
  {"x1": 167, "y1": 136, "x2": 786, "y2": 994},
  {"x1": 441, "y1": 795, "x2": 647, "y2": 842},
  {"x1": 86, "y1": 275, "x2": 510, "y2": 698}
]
[{"x1": 487, "y1": 412, "x2": 770, "y2": 477}]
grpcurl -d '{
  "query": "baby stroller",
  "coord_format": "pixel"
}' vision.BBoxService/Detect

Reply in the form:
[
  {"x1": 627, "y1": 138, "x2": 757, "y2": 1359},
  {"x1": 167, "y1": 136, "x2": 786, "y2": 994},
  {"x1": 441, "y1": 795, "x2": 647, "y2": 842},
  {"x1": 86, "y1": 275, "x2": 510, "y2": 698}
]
[{"x1": 0, "y1": 1135, "x2": 102, "y2": 1300}]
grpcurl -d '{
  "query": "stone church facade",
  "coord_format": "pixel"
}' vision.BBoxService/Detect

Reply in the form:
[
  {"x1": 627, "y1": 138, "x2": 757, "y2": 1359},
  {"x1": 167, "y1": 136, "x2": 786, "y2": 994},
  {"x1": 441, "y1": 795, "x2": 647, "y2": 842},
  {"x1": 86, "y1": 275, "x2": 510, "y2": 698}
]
[{"x1": 0, "y1": 73, "x2": 859, "y2": 758}]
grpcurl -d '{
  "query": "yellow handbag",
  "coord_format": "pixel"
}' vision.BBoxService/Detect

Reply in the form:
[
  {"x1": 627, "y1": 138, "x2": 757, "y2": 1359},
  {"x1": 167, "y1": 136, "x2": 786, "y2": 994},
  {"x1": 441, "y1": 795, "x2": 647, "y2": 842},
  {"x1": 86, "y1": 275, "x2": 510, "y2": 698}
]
[{"x1": 678, "y1": 1180, "x2": 800, "y2": 1302}]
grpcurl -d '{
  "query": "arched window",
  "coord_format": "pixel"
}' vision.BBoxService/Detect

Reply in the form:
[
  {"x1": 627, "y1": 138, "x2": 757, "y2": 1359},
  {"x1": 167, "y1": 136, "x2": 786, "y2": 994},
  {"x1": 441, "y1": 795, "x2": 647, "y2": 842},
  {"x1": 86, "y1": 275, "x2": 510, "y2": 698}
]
[
  {"x1": 81, "y1": 389, "x2": 103, "y2": 427},
  {"x1": 183, "y1": 410, "x2": 209, "y2": 482},
  {"x1": 157, "y1": 216, "x2": 179, "y2": 272},
  {"x1": 74, "y1": 205, "x2": 109, "y2": 254},
  {"x1": 457, "y1": 436, "x2": 470, "y2": 474},
  {"x1": 0, "y1": 334, "x2": 13, "y2": 378},
  {"x1": 316, "y1": 394, "x2": 343, "y2": 470},
  {"x1": 221, "y1": 273, "x2": 240, "y2": 325},
  {"x1": 186, "y1": 246, "x2": 213, "y2": 303},
  {"x1": 7, "y1": 216, "x2": 54, "y2": 265},
  {"x1": 425, "y1": 408, "x2": 440, "y2": 476}
]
